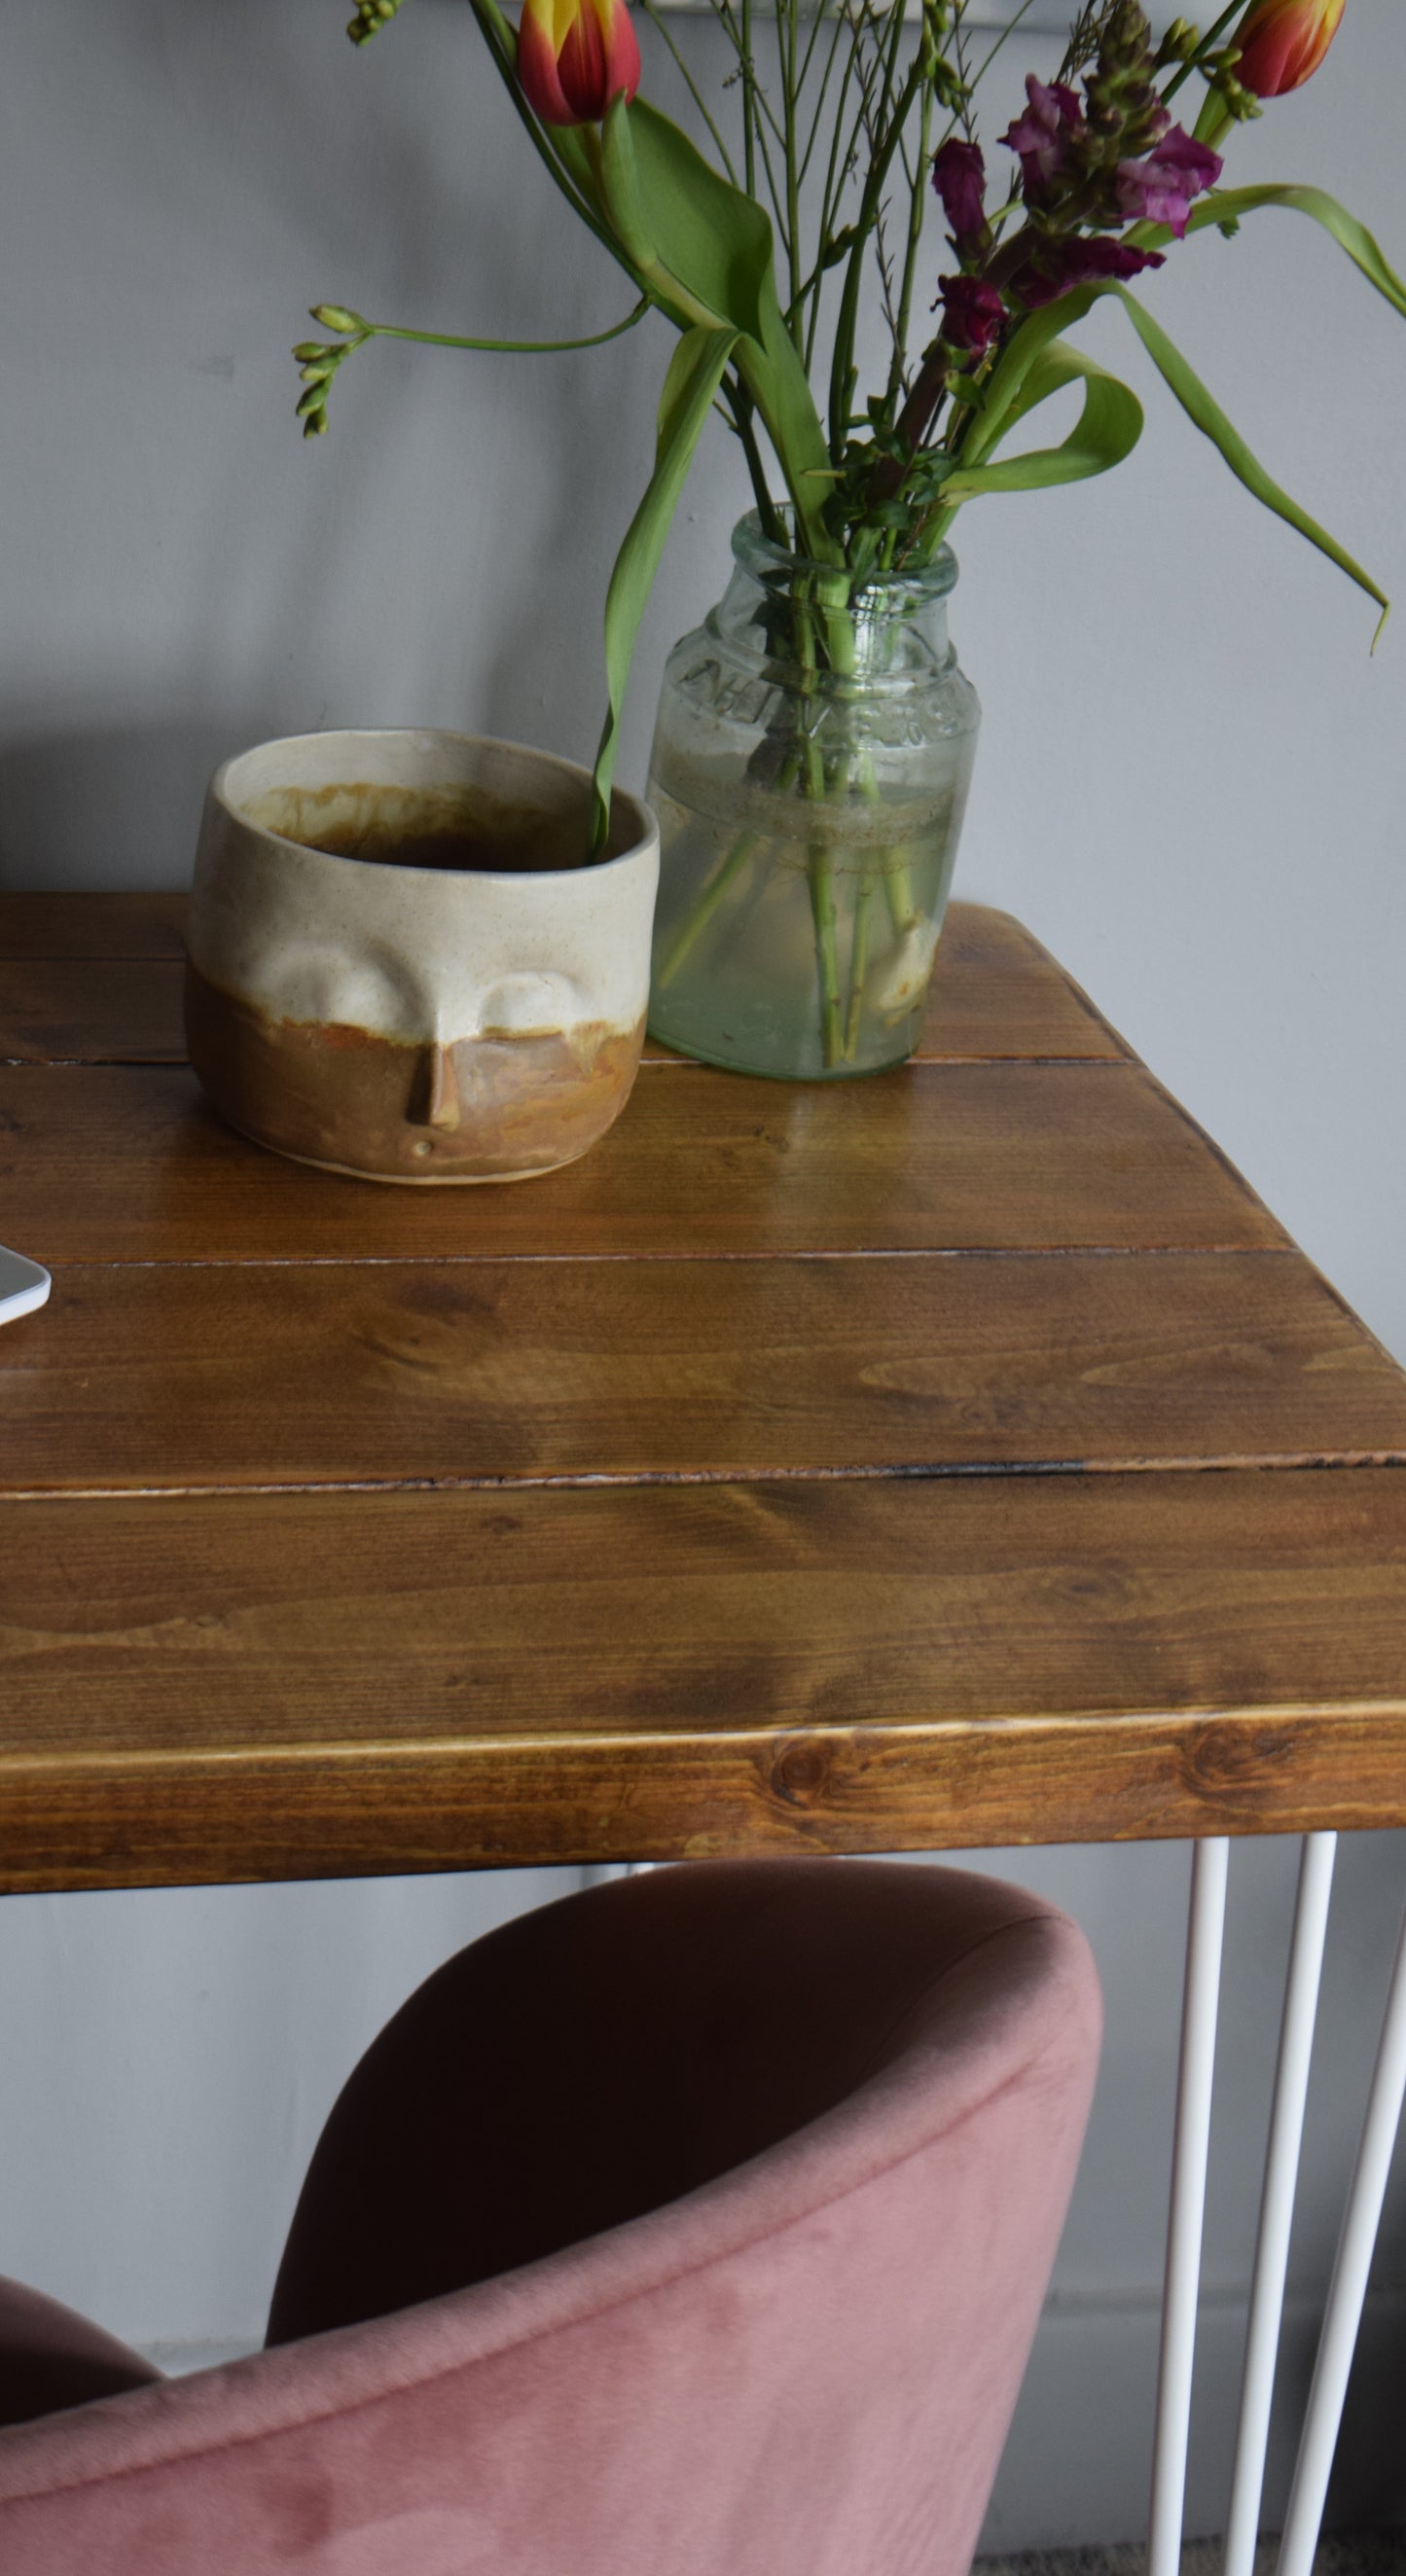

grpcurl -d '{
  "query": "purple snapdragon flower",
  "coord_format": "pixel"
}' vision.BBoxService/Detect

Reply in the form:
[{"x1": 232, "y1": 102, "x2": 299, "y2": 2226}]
[
  {"x1": 938, "y1": 274, "x2": 1007, "y2": 353},
  {"x1": 1115, "y1": 127, "x2": 1223, "y2": 235},
  {"x1": 1012, "y1": 235, "x2": 1166, "y2": 309},
  {"x1": 931, "y1": 138, "x2": 989, "y2": 257},
  {"x1": 1000, "y1": 77, "x2": 1086, "y2": 206}
]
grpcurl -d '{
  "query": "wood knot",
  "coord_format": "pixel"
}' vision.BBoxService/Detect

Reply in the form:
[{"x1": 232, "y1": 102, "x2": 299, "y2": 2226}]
[{"x1": 770, "y1": 1735, "x2": 833, "y2": 1808}]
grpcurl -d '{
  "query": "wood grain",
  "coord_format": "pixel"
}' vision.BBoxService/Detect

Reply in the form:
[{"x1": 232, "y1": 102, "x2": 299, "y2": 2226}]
[
  {"x1": 0, "y1": 891, "x2": 189, "y2": 959},
  {"x1": 1, "y1": 959, "x2": 188, "y2": 1063},
  {"x1": 4, "y1": 1251, "x2": 1403, "y2": 1494},
  {"x1": 0, "y1": 901, "x2": 1128, "y2": 1067},
  {"x1": 2, "y1": 891, "x2": 1401, "y2": 1895},
  {"x1": 0, "y1": 1059, "x2": 1284, "y2": 1263},
  {"x1": 908, "y1": 907, "x2": 1129, "y2": 1061},
  {"x1": 2, "y1": 1469, "x2": 1402, "y2": 1887}
]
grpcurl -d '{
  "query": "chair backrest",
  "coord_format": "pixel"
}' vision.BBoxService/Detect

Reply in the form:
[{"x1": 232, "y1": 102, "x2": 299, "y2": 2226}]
[{"x1": 0, "y1": 1859, "x2": 1100, "y2": 2576}]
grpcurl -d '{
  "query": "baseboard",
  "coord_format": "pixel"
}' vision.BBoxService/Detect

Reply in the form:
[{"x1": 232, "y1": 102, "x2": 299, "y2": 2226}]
[{"x1": 980, "y1": 2286, "x2": 1406, "y2": 2553}]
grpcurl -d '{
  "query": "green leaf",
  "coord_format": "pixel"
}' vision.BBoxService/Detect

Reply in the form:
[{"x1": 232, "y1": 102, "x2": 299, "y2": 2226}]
[
  {"x1": 1106, "y1": 285, "x2": 1389, "y2": 644},
  {"x1": 601, "y1": 99, "x2": 841, "y2": 567},
  {"x1": 936, "y1": 340, "x2": 1143, "y2": 505},
  {"x1": 592, "y1": 326, "x2": 740, "y2": 848},
  {"x1": 734, "y1": 269, "x2": 844, "y2": 563},
  {"x1": 1184, "y1": 184, "x2": 1406, "y2": 322},
  {"x1": 938, "y1": 270, "x2": 1391, "y2": 640},
  {"x1": 619, "y1": 100, "x2": 774, "y2": 343},
  {"x1": 598, "y1": 97, "x2": 659, "y2": 281},
  {"x1": 954, "y1": 286, "x2": 1106, "y2": 471}
]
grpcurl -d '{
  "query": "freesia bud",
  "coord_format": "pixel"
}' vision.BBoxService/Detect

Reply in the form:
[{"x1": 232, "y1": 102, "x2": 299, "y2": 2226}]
[
  {"x1": 1230, "y1": 0, "x2": 1346, "y2": 96},
  {"x1": 518, "y1": 0, "x2": 640, "y2": 126},
  {"x1": 310, "y1": 304, "x2": 364, "y2": 337}
]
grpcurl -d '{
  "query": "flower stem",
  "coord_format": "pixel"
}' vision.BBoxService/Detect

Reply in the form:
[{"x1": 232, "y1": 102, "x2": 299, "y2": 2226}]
[
  {"x1": 654, "y1": 830, "x2": 764, "y2": 988},
  {"x1": 843, "y1": 869, "x2": 875, "y2": 1060},
  {"x1": 810, "y1": 848, "x2": 845, "y2": 1068}
]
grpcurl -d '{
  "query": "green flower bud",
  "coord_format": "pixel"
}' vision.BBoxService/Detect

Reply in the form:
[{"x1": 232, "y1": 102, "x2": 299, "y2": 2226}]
[
  {"x1": 291, "y1": 341, "x2": 332, "y2": 363},
  {"x1": 1156, "y1": 17, "x2": 1201, "y2": 66},
  {"x1": 303, "y1": 410, "x2": 330, "y2": 439},
  {"x1": 299, "y1": 361, "x2": 335, "y2": 384},
  {"x1": 296, "y1": 384, "x2": 328, "y2": 418},
  {"x1": 309, "y1": 304, "x2": 362, "y2": 337},
  {"x1": 347, "y1": 0, "x2": 406, "y2": 42}
]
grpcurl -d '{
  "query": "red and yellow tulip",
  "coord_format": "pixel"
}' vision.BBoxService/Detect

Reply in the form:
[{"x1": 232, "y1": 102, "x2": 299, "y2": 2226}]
[
  {"x1": 1232, "y1": 0, "x2": 1347, "y2": 97},
  {"x1": 518, "y1": 0, "x2": 641, "y2": 127}
]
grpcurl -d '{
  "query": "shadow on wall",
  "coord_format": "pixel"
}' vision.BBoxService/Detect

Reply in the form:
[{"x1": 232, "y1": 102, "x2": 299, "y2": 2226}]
[{"x1": 0, "y1": 718, "x2": 289, "y2": 892}]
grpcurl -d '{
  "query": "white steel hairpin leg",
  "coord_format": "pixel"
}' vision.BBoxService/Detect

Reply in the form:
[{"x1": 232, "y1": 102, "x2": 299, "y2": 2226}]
[
  {"x1": 1222, "y1": 1833, "x2": 1338, "y2": 2576},
  {"x1": 1275, "y1": 1890, "x2": 1406, "y2": 2576},
  {"x1": 1148, "y1": 1837, "x2": 1231, "y2": 2576}
]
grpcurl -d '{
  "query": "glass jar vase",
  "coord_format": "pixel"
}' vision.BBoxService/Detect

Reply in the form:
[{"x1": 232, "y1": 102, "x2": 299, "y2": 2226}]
[{"x1": 646, "y1": 512, "x2": 981, "y2": 1080}]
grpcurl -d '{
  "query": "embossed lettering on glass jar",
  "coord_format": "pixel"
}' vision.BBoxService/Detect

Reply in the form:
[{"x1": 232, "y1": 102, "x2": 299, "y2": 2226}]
[
  {"x1": 648, "y1": 514, "x2": 980, "y2": 1080},
  {"x1": 185, "y1": 731, "x2": 658, "y2": 1184}
]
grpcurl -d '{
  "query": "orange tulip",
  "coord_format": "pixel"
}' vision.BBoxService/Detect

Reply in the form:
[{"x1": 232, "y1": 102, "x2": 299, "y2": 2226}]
[
  {"x1": 1232, "y1": 0, "x2": 1346, "y2": 96},
  {"x1": 519, "y1": 0, "x2": 641, "y2": 126}
]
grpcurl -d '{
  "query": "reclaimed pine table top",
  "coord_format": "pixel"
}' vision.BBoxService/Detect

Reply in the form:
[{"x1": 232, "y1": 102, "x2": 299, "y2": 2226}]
[{"x1": 1, "y1": 890, "x2": 1404, "y2": 1894}]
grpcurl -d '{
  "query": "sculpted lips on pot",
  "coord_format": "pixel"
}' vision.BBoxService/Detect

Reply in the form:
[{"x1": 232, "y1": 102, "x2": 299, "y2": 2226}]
[{"x1": 184, "y1": 961, "x2": 646, "y2": 1183}]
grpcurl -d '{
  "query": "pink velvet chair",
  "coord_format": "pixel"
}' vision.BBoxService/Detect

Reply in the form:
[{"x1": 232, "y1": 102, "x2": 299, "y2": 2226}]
[{"x1": 0, "y1": 1857, "x2": 1100, "y2": 2575}]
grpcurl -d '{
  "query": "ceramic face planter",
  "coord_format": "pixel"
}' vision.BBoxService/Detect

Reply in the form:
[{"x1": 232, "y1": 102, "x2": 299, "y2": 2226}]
[{"x1": 185, "y1": 731, "x2": 659, "y2": 1183}]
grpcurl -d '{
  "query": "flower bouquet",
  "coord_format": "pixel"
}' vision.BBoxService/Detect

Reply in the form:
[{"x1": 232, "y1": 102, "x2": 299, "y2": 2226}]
[{"x1": 297, "y1": 0, "x2": 1404, "y2": 1076}]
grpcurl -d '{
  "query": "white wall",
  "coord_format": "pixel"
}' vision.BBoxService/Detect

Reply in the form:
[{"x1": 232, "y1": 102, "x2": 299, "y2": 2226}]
[{"x1": 1, "y1": 0, "x2": 1403, "y2": 2546}]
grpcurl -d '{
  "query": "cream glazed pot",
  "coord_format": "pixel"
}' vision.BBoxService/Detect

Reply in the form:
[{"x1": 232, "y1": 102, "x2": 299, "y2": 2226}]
[{"x1": 185, "y1": 730, "x2": 659, "y2": 1184}]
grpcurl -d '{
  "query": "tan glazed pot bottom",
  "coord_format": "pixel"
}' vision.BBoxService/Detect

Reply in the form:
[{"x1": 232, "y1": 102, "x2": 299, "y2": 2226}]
[
  {"x1": 185, "y1": 961, "x2": 647, "y2": 1184},
  {"x1": 184, "y1": 733, "x2": 660, "y2": 1185}
]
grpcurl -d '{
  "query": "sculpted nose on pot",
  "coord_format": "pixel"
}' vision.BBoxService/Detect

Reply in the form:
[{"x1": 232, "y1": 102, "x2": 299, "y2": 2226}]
[{"x1": 412, "y1": 1044, "x2": 461, "y2": 1132}]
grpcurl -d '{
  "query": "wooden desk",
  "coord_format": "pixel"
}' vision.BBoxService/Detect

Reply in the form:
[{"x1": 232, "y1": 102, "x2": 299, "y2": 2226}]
[{"x1": 2, "y1": 892, "x2": 1404, "y2": 1894}]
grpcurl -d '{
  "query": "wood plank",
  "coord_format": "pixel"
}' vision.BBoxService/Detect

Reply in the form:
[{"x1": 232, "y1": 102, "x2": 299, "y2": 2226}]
[
  {"x1": 0, "y1": 902, "x2": 1128, "y2": 1067},
  {"x1": 919, "y1": 908, "x2": 1128, "y2": 1061},
  {"x1": 2, "y1": 1468, "x2": 1403, "y2": 1887},
  {"x1": 0, "y1": 1060, "x2": 1285, "y2": 1262},
  {"x1": 0, "y1": 892, "x2": 188, "y2": 959},
  {"x1": 1, "y1": 959, "x2": 188, "y2": 1063},
  {"x1": 3, "y1": 1252, "x2": 1404, "y2": 1494}
]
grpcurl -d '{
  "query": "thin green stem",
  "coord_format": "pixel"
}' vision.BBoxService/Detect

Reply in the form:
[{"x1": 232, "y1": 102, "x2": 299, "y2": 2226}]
[
  {"x1": 885, "y1": 78, "x2": 932, "y2": 413},
  {"x1": 808, "y1": 37, "x2": 860, "y2": 376},
  {"x1": 740, "y1": 0, "x2": 756, "y2": 198},
  {"x1": 933, "y1": 0, "x2": 1040, "y2": 156},
  {"x1": 797, "y1": 2, "x2": 850, "y2": 193},
  {"x1": 715, "y1": 0, "x2": 788, "y2": 151},
  {"x1": 459, "y1": 0, "x2": 615, "y2": 259},
  {"x1": 655, "y1": 831, "x2": 764, "y2": 985},
  {"x1": 828, "y1": 52, "x2": 925, "y2": 456},
  {"x1": 778, "y1": 0, "x2": 804, "y2": 338},
  {"x1": 637, "y1": 0, "x2": 739, "y2": 182},
  {"x1": 751, "y1": 105, "x2": 790, "y2": 248},
  {"x1": 1163, "y1": 1, "x2": 1243, "y2": 105},
  {"x1": 811, "y1": 849, "x2": 845, "y2": 1067},
  {"x1": 791, "y1": 601, "x2": 846, "y2": 1067},
  {"x1": 843, "y1": 870, "x2": 874, "y2": 1059},
  {"x1": 722, "y1": 376, "x2": 784, "y2": 539},
  {"x1": 361, "y1": 300, "x2": 649, "y2": 357},
  {"x1": 796, "y1": 0, "x2": 832, "y2": 94}
]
